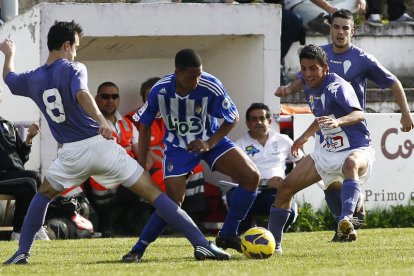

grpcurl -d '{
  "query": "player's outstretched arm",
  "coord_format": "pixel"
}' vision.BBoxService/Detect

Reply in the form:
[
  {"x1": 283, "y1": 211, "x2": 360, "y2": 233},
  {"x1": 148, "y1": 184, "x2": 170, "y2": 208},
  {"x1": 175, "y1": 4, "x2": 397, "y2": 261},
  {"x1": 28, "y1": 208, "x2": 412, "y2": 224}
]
[
  {"x1": 291, "y1": 119, "x2": 319, "y2": 156},
  {"x1": 275, "y1": 78, "x2": 304, "y2": 97},
  {"x1": 138, "y1": 124, "x2": 152, "y2": 169},
  {"x1": 0, "y1": 38, "x2": 16, "y2": 81},
  {"x1": 76, "y1": 89, "x2": 113, "y2": 139},
  {"x1": 390, "y1": 80, "x2": 414, "y2": 132},
  {"x1": 310, "y1": 0, "x2": 338, "y2": 14}
]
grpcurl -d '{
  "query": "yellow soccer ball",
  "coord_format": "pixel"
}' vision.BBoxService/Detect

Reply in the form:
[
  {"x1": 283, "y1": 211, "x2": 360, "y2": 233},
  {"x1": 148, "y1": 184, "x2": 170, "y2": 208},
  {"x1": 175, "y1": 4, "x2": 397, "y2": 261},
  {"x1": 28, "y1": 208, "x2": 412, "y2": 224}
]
[{"x1": 241, "y1": 227, "x2": 276, "y2": 259}]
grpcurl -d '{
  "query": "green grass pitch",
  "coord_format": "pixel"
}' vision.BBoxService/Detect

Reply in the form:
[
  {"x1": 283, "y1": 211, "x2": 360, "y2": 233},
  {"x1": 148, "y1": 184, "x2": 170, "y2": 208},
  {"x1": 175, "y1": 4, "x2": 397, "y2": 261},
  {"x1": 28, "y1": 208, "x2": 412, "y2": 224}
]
[{"x1": 1, "y1": 228, "x2": 414, "y2": 275}]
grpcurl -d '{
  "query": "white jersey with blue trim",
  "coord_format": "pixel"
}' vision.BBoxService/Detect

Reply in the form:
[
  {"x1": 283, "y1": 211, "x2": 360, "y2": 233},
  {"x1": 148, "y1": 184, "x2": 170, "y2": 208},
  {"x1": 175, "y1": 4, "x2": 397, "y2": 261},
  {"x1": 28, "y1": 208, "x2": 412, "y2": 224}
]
[{"x1": 135, "y1": 71, "x2": 238, "y2": 149}]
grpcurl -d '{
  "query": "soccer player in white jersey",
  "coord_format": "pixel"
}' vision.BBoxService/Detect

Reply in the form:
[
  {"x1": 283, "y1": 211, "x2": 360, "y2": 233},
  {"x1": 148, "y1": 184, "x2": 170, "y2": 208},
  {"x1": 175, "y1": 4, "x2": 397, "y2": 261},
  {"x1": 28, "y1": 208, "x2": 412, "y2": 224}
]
[
  {"x1": 0, "y1": 21, "x2": 230, "y2": 264},
  {"x1": 122, "y1": 49, "x2": 260, "y2": 262},
  {"x1": 275, "y1": 9, "x2": 414, "y2": 241},
  {"x1": 269, "y1": 44, "x2": 375, "y2": 254}
]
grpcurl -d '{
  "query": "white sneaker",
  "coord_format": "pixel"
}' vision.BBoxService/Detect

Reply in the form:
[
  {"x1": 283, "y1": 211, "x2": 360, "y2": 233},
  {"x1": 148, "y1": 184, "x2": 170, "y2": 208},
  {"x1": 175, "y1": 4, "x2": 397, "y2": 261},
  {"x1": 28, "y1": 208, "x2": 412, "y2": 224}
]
[
  {"x1": 366, "y1": 14, "x2": 383, "y2": 27},
  {"x1": 35, "y1": 226, "x2": 50, "y2": 240},
  {"x1": 390, "y1": 13, "x2": 414, "y2": 25},
  {"x1": 274, "y1": 246, "x2": 283, "y2": 256},
  {"x1": 10, "y1": 232, "x2": 21, "y2": 241}
]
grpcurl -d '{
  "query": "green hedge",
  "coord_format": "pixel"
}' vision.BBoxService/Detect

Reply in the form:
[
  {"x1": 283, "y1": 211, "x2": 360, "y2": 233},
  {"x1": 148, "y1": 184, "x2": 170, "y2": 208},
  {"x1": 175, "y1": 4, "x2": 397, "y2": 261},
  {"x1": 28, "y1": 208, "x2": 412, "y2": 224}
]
[{"x1": 287, "y1": 202, "x2": 414, "y2": 232}]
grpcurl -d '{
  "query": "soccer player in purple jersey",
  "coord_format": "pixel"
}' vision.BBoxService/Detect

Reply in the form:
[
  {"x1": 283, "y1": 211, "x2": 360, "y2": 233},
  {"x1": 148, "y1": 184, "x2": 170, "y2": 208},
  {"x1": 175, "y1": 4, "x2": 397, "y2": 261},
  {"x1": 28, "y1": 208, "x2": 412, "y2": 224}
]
[
  {"x1": 268, "y1": 44, "x2": 375, "y2": 254},
  {"x1": 0, "y1": 21, "x2": 230, "y2": 265},
  {"x1": 122, "y1": 49, "x2": 260, "y2": 262},
  {"x1": 275, "y1": 9, "x2": 414, "y2": 241}
]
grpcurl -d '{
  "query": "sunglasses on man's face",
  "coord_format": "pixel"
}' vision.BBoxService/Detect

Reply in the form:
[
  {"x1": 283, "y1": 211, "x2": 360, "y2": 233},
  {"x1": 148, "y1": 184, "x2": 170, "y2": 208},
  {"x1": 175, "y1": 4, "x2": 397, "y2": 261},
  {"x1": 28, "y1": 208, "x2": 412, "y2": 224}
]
[{"x1": 99, "y1": 94, "x2": 119, "y2": 100}]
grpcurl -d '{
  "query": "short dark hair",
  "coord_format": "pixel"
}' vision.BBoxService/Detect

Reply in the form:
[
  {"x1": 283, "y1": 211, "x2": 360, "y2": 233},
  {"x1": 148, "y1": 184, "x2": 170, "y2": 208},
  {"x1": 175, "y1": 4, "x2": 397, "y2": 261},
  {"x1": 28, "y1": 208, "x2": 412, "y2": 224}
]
[
  {"x1": 175, "y1": 49, "x2": 202, "y2": 70},
  {"x1": 97, "y1": 81, "x2": 119, "y2": 94},
  {"x1": 47, "y1": 20, "x2": 83, "y2": 51},
  {"x1": 332, "y1": 9, "x2": 354, "y2": 23},
  {"x1": 140, "y1": 77, "x2": 161, "y2": 101},
  {"x1": 245, "y1": 103, "x2": 271, "y2": 121},
  {"x1": 299, "y1": 44, "x2": 327, "y2": 67}
]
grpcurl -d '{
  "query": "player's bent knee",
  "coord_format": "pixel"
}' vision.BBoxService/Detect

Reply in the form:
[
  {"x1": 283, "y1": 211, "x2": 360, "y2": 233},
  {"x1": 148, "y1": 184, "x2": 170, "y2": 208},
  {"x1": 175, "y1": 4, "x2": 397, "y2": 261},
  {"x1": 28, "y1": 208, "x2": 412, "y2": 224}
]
[
  {"x1": 238, "y1": 169, "x2": 260, "y2": 191},
  {"x1": 128, "y1": 171, "x2": 162, "y2": 203},
  {"x1": 38, "y1": 179, "x2": 61, "y2": 199}
]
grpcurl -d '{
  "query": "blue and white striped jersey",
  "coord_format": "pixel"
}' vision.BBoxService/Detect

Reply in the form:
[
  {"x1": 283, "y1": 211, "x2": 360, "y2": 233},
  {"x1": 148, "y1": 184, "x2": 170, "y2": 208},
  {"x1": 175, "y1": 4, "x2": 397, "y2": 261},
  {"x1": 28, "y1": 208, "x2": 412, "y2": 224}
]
[{"x1": 135, "y1": 71, "x2": 238, "y2": 149}]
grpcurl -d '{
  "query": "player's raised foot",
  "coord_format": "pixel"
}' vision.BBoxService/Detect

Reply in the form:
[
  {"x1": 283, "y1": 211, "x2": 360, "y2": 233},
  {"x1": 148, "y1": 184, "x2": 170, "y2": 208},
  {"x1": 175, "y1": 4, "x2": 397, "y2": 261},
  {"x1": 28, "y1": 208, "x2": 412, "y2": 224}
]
[
  {"x1": 337, "y1": 219, "x2": 354, "y2": 241},
  {"x1": 3, "y1": 252, "x2": 29, "y2": 265},
  {"x1": 194, "y1": 241, "x2": 231, "y2": 260},
  {"x1": 215, "y1": 232, "x2": 242, "y2": 253},
  {"x1": 121, "y1": 250, "x2": 143, "y2": 263}
]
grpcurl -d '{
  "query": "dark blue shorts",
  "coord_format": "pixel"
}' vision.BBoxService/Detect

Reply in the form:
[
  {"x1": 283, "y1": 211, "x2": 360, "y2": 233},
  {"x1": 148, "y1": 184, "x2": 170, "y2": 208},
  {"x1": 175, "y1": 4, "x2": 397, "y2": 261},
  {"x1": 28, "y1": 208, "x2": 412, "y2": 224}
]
[{"x1": 163, "y1": 137, "x2": 235, "y2": 178}]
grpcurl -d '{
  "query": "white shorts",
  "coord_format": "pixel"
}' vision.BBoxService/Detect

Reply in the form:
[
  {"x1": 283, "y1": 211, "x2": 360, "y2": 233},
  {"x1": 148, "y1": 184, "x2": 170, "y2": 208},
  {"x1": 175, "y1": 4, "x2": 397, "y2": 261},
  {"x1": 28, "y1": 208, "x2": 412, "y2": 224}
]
[
  {"x1": 310, "y1": 146, "x2": 375, "y2": 190},
  {"x1": 46, "y1": 135, "x2": 143, "y2": 191}
]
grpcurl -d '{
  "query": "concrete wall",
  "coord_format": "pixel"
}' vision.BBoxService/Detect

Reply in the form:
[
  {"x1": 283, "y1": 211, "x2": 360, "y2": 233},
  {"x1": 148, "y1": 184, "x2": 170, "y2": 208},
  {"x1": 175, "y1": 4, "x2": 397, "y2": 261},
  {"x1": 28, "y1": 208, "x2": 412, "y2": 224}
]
[
  {"x1": 0, "y1": 2, "x2": 281, "y2": 178},
  {"x1": 283, "y1": 26, "x2": 414, "y2": 83}
]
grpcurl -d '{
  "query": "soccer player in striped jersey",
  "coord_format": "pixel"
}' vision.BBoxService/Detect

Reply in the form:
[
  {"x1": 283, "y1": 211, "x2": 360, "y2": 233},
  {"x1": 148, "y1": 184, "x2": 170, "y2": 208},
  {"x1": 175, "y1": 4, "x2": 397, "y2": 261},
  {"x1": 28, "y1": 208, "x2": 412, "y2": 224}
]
[
  {"x1": 122, "y1": 49, "x2": 260, "y2": 262},
  {"x1": 1, "y1": 21, "x2": 230, "y2": 264}
]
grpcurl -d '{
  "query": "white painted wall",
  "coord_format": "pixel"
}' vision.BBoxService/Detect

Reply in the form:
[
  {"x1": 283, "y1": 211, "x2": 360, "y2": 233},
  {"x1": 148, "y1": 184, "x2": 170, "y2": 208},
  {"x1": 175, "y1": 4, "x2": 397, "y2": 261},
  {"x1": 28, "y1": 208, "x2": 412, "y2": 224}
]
[
  {"x1": 294, "y1": 113, "x2": 414, "y2": 210},
  {"x1": 0, "y1": 2, "x2": 281, "y2": 178},
  {"x1": 0, "y1": 7, "x2": 42, "y2": 172}
]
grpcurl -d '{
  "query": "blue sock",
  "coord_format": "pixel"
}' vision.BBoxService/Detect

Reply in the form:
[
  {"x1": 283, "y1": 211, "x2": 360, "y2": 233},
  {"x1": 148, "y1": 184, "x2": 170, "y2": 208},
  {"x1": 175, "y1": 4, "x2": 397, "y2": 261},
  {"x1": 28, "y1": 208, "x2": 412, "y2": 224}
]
[
  {"x1": 340, "y1": 178, "x2": 360, "y2": 221},
  {"x1": 268, "y1": 206, "x2": 290, "y2": 249},
  {"x1": 324, "y1": 188, "x2": 342, "y2": 222},
  {"x1": 152, "y1": 193, "x2": 207, "y2": 247},
  {"x1": 17, "y1": 193, "x2": 50, "y2": 254},
  {"x1": 220, "y1": 186, "x2": 257, "y2": 237},
  {"x1": 131, "y1": 212, "x2": 167, "y2": 253}
]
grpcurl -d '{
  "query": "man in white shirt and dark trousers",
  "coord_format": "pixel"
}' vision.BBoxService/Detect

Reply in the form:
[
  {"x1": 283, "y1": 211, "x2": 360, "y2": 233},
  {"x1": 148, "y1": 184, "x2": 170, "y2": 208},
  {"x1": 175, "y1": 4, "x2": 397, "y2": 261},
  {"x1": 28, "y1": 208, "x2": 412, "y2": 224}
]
[{"x1": 226, "y1": 103, "x2": 304, "y2": 234}]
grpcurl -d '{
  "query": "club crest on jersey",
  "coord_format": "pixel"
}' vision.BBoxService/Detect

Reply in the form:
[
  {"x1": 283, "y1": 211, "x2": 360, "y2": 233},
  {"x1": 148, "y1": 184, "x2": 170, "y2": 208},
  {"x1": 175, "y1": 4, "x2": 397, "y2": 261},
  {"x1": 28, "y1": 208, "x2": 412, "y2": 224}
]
[
  {"x1": 195, "y1": 105, "x2": 202, "y2": 114},
  {"x1": 343, "y1": 60, "x2": 352, "y2": 74},
  {"x1": 271, "y1": 141, "x2": 278, "y2": 152},
  {"x1": 309, "y1": 95, "x2": 315, "y2": 110},
  {"x1": 222, "y1": 97, "x2": 231, "y2": 110},
  {"x1": 167, "y1": 162, "x2": 174, "y2": 172},
  {"x1": 245, "y1": 145, "x2": 260, "y2": 157}
]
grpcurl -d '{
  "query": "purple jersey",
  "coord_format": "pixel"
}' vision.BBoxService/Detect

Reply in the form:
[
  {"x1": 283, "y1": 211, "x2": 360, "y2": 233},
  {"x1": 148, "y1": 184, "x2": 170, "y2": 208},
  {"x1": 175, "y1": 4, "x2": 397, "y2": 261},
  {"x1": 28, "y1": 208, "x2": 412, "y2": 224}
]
[
  {"x1": 321, "y1": 44, "x2": 396, "y2": 109},
  {"x1": 5, "y1": 59, "x2": 99, "y2": 143},
  {"x1": 304, "y1": 73, "x2": 371, "y2": 152},
  {"x1": 134, "y1": 71, "x2": 238, "y2": 149}
]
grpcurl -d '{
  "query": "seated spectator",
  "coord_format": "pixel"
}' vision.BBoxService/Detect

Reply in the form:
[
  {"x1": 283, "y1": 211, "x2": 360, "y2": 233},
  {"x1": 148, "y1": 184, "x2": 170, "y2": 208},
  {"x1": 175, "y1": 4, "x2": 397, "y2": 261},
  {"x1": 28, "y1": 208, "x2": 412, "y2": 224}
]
[
  {"x1": 83, "y1": 81, "x2": 153, "y2": 237},
  {"x1": 0, "y1": 103, "x2": 49, "y2": 240},
  {"x1": 226, "y1": 103, "x2": 304, "y2": 234},
  {"x1": 285, "y1": 0, "x2": 366, "y2": 35},
  {"x1": 366, "y1": 0, "x2": 414, "y2": 27},
  {"x1": 126, "y1": 77, "x2": 206, "y2": 225}
]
